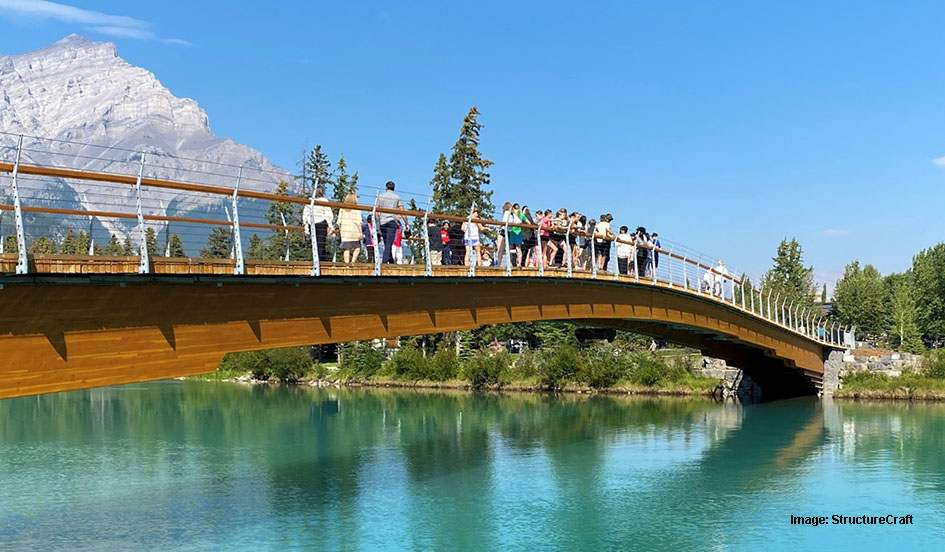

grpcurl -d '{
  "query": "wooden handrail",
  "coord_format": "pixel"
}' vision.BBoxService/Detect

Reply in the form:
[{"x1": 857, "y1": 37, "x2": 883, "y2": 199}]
[{"x1": 0, "y1": 160, "x2": 745, "y2": 284}]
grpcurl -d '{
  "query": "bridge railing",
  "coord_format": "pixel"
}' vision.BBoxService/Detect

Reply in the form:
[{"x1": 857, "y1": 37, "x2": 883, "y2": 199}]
[{"x1": 0, "y1": 133, "x2": 849, "y2": 348}]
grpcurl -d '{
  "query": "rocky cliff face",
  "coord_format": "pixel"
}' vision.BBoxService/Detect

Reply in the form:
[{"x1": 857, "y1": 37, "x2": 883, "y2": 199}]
[{"x1": 0, "y1": 35, "x2": 288, "y2": 244}]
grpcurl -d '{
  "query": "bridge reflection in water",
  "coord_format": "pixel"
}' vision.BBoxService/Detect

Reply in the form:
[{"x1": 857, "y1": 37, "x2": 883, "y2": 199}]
[
  {"x1": 2, "y1": 385, "x2": 940, "y2": 549},
  {"x1": 0, "y1": 134, "x2": 845, "y2": 399}
]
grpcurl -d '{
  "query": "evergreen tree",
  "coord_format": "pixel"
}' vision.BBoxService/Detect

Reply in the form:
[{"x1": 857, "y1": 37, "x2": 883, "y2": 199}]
[
  {"x1": 431, "y1": 107, "x2": 495, "y2": 218},
  {"x1": 201, "y1": 227, "x2": 233, "y2": 259},
  {"x1": 145, "y1": 227, "x2": 158, "y2": 258},
  {"x1": 821, "y1": 283, "x2": 828, "y2": 304},
  {"x1": 332, "y1": 154, "x2": 359, "y2": 204},
  {"x1": 760, "y1": 238, "x2": 815, "y2": 310},
  {"x1": 246, "y1": 233, "x2": 268, "y2": 260},
  {"x1": 75, "y1": 231, "x2": 91, "y2": 256},
  {"x1": 167, "y1": 233, "x2": 186, "y2": 258},
  {"x1": 833, "y1": 261, "x2": 886, "y2": 336},
  {"x1": 264, "y1": 181, "x2": 309, "y2": 261},
  {"x1": 59, "y1": 229, "x2": 77, "y2": 254},
  {"x1": 887, "y1": 277, "x2": 923, "y2": 353},
  {"x1": 93, "y1": 243, "x2": 104, "y2": 256},
  {"x1": 122, "y1": 236, "x2": 136, "y2": 256},
  {"x1": 28, "y1": 236, "x2": 57, "y2": 255},
  {"x1": 103, "y1": 234, "x2": 123, "y2": 256},
  {"x1": 301, "y1": 145, "x2": 332, "y2": 197}
]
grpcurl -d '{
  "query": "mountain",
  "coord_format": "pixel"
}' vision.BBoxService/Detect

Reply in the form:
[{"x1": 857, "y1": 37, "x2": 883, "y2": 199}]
[{"x1": 0, "y1": 34, "x2": 290, "y2": 248}]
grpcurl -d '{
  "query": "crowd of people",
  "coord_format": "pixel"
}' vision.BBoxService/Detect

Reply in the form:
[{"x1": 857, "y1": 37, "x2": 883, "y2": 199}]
[{"x1": 302, "y1": 182, "x2": 682, "y2": 280}]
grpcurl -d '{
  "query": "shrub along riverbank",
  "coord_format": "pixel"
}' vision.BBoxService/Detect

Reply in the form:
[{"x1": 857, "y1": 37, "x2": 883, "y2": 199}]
[
  {"x1": 836, "y1": 350, "x2": 945, "y2": 400},
  {"x1": 203, "y1": 341, "x2": 719, "y2": 396}
]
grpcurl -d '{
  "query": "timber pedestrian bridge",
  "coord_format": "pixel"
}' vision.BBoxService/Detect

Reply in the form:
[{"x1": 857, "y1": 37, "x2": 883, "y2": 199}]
[{"x1": 0, "y1": 134, "x2": 849, "y2": 400}]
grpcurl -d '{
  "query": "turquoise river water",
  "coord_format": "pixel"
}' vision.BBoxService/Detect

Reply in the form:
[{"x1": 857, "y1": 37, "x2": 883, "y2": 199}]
[{"x1": 1, "y1": 381, "x2": 945, "y2": 550}]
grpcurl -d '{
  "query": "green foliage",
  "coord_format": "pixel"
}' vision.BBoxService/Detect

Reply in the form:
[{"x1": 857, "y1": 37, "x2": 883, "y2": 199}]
[
  {"x1": 200, "y1": 227, "x2": 233, "y2": 259},
  {"x1": 246, "y1": 233, "x2": 268, "y2": 260},
  {"x1": 431, "y1": 107, "x2": 495, "y2": 219},
  {"x1": 2, "y1": 234, "x2": 17, "y2": 253},
  {"x1": 218, "y1": 347, "x2": 314, "y2": 381},
  {"x1": 59, "y1": 229, "x2": 77, "y2": 255},
  {"x1": 578, "y1": 346, "x2": 623, "y2": 389},
  {"x1": 913, "y1": 243, "x2": 945, "y2": 344},
  {"x1": 302, "y1": 145, "x2": 332, "y2": 197},
  {"x1": 332, "y1": 154, "x2": 358, "y2": 204},
  {"x1": 537, "y1": 344, "x2": 583, "y2": 390},
  {"x1": 509, "y1": 349, "x2": 539, "y2": 380},
  {"x1": 75, "y1": 230, "x2": 91, "y2": 255},
  {"x1": 760, "y1": 237, "x2": 815, "y2": 310},
  {"x1": 384, "y1": 343, "x2": 429, "y2": 380},
  {"x1": 626, "y1": 353, "x2": 691, "y2": 387},
  {"x1": 429, "y1": 346, "x2": 460, "y2": 381},
  {"x1": 461, "y1": 351, "x2": 509, "y2": 388},
  {"x1": 167, "y1": 233, "x2": 186, "y2": 257},
  {"x1": 833, "y1": 261, "x2": 886, "y2": 335},
  {"x1": 337, "y1": 341, "x2": 384, "y2": 379},
  {"x1": 122, "y1": 236, "x2": 136, "y2": 255},
  {"x1": 887, "y1": 276, "x2": 924, "y2": 353},
  {"x1": 28, "y1": 236, "x2": 57, "y2": 255},
  {"x1": 145, "y1": 227, "x2": 158, "y2": 258},
  {"x1": 924, "y1": 350, "x2": 945, "y2": 379},
  {"x1": 821, "y1": 283, "x2": 828, "y2": 304},
  {"x1": 103, "y1": 234, "x2": 124, "y2": 256}
]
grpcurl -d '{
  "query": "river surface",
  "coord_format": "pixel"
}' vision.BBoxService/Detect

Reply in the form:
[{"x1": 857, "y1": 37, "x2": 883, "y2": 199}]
[{"x1": 1, "y1": 382, "x2": 945, "y2": 550}]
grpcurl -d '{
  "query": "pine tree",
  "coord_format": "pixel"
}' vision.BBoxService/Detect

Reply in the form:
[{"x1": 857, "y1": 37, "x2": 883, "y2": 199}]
[
  {"x1": 302, "y1": 145, "x2": 332, "y2": 197},
  {"x1": 28, "y1": 236, "x2": 57, "y2": 255},
  {"x1": 104, "y1": 234, "x2": 123, "y2": 256},
  {"x1": 76, "y1": 231, "x2": 91, "y2": 256},
  {"x1": 121, "y1": 236, "x2": 136, "y2": 255},
  {"x1": 760, "y1": 238, "x2": 815, "y2": 310},
  {"x1": 145, "y1": 227, "x2": 158, "y2": 258},
  {"x1": 332, "y1": 154, "x2": 359, "y2": 204},
  {"x1": 167, "y1": 233, "x2": 186, "y2": 258},
  {"x1": 60, "y1": 229, "x2": 77, "y2": 254},
  {"x1": 888, "y1": 278, "x2": 923, "y2": 353},
  {"x1": 821, "y1": 283, "x2": 827, "y2": 304},
  {"x1": 432, "y1": 107, "x2": 495, "y2": 218},
  {"x1": 246, "y1": 233, "x2": 268, "y2": 260},
  {"x1": 201, "y1": 227, "x2": 233, "y2": 259}
]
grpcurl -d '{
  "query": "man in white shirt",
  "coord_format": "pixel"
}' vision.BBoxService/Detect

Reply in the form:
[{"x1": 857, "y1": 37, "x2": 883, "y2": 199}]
[
  {"x1": 302, "y1": 186, "x2": 334, "y2": 261},
  {"x1": 713, "y1": 260, "x2": 728, "y2": 298}
]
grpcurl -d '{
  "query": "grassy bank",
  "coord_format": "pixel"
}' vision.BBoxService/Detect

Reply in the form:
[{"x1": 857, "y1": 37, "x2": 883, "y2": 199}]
[
  {"x1": 201, "y1": 342, "x2": 719, "y2": 396},
  {"x1": 836, "y1": 350, "x2": 945, "y2": 400}
]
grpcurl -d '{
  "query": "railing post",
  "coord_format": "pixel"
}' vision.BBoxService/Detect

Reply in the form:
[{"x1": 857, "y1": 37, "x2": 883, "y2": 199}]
[
  {"x1": 308, "y1": 180, "x2": 320, "y2": 277},
  {"x1": 651, "y1": 245, "x2": 657, "y2": 285},
  {"x1": 730, "y1": 278, "x2": 736, "y2": 306},
  {"x1": 466, "y1": 205, "x2": 476, "y2": 278},
  {"x1": 767, "y1": 292, "x2": 772, "y2": 322},
  {"x1": 10, "y1": 135, "x2": 28, "y2": 274},
  {"x1": 232, "y1": 166, "x2": 245, "y2": 275},
  {"x1": 830, "y1": 322, "x2": 836, "y2": 345},
  {"x1": 566, "y1": 221, "x2": 575, "y2": 279},
  {"x1": 505, "y1": 217, "x2": 513, "y2": 277},
  {"x1": 632, "y1": 245, "x2": 639, "y2": 283},
  {"x1": 667, "y1": 246, "x2": 674, "y2": 287},
  {"x1": 423, "y1": 212, "x2": 433, "y2": 276},
  {"x1": 750, "y1": 284, "x2": 756, "y2": 314},
  {"x1": 537, "y1": 222, "x2": 545, "y2": 278},
  {"x1": 682, "y1": 255, "x2": 688, "y2": 291},
  {"x1": 278, "y1": 212, "x2": 290, "y2": 261},
  {"x1": 133, "y1": 153, "x2": 149, "y2": 274},
  {"x1": 372, "y1": 194, "x2": 380, "y2": 276}
]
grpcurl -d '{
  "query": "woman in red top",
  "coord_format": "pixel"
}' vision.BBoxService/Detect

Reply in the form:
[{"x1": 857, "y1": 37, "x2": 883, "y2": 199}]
[{"x1": 392, "y1": 227, "x2": 403, "y2": 264}]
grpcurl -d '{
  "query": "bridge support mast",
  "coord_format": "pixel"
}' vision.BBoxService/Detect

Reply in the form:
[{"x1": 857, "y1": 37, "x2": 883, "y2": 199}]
[{"x1": 9, "y1": 135, "x2": 28, "y2": 274}]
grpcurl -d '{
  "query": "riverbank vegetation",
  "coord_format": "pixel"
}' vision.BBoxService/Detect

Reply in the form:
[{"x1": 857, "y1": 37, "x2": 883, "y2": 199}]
[
  {"x1": 836, "y1": 350, "x2": 945, "y2": 400},
  {"x1": 205, "y1": 338, "x2": 718, "y2": 395}
]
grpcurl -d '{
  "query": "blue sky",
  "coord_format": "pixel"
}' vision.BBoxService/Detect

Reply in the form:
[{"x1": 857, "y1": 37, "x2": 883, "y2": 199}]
[{"x1": 1, "y1": 0, "x2": 943, "y2": 287}]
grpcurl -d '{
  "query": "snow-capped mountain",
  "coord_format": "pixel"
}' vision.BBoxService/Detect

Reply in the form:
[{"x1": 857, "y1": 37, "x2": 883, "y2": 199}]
[{"x1": 0, "y1": 34, "x2": 289, "y2": 244}]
